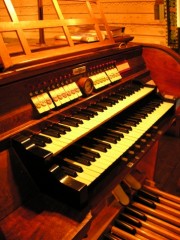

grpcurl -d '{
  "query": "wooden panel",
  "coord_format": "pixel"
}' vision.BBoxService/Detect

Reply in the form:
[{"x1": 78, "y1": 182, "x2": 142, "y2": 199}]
[
  {"x1": 142, "y1": 43, "x2": 180, "y2": 98},
  {"x1": 0, "y1": 148, "x2": 38, "y2": 220},
  {"x1": 102, "y1": 1, "x2": 155, "y2": 13},
  {"x1": 0, "y1": 149, "x2": 91, "y2": 240},
  {"x1": 0, "y1": 0, "x2": 168, "y2": 47}
]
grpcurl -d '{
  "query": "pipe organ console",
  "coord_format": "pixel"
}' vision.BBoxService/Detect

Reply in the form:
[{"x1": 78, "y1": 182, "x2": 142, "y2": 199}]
[{"x1": 0, "y1": 42, "x2": 180, "y2": 240}]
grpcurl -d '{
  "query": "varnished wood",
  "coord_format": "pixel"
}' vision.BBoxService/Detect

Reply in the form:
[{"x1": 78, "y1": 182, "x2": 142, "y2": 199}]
[
  {"x1": 0, "y1": 148, "x2": 92, "y2": 240},
  {"x1": 141, "y1": 43, "x2": 180, "y2": 98},
  {"x1": 0, "y1": 0, "x2": 169, "y2": 46},
  {"x1": 0, "y1": 0, "x2": 114, "y2": 69},
  {"x1": 0, "y1": 42, "x2": 179, "y2": 239},
  {"x1": 0, "y1": 44, "x2": 146, "y2": 143}
]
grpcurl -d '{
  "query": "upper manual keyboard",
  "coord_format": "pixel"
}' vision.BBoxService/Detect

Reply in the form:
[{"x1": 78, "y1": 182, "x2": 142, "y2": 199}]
[{"x1": 16, "y1": 83, "x2": 155, "y2": 157}]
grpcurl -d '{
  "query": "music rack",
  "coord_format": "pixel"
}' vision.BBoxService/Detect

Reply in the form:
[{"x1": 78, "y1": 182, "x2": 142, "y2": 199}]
[{"x1": 0, "y1": 0, "x2": 114, "y2": 69}]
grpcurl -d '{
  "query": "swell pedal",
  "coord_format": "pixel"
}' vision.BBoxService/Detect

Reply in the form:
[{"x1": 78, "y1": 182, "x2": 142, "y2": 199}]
[{"x1": 124, "y1": 174, "x2": 142, "y2": 190}]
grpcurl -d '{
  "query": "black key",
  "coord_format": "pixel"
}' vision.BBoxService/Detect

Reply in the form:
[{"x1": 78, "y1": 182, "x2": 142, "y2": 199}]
[
  {"x1": 93, "y1": 135, "x2": 117, "y2": 144},
  {"x1": 88, "y1": 103, "x2": 105, "y2": 112},
  {"x1": 112, "y1": 126, "x2": 129, "y2": 134},
  {"x1": 138, "y1": 108, "x2": 153, "y2": 114},
  {"x1": 118, "y1": 213, "x2": 142, "y2": 228},
  {"x1": 64, "y1": 156, "x2": 91, "y2": 166},
  {"x1": 124, "y1": 206, "x2": 147, "y2": 221},
  {"x1": 128, "y1": 116, "x2": 142, "y2": 123},
  {"x1": 66, "y1": 143, "x2": 99, "y2": 161},
  {"x1": 72, "y1": 112, "x2": 91, "y2": 120},
  {"x1": 67, "y1": 116, "x2": 83, "y2": 124},
  {"x1": 92, "y1": 127, "x2": 121, "y2": 141},
  {"x1": 28, "y1": 145, "x2": 52, "y2": 161},
  {"x1": 140, "y1": 106, "x2": 154, "y2": 113},
  {"x1": 102, "y1": 97, "x2": 117, "y2": 105},
  {"x1": 122, "y1": 120, "x2": 137, "y2": 127},
  {"x1": 135, "y1": 110, "x2": 148, "y2": 117},
  {"x1": 60, "y1": 165, "x2": 77, "y2": 177},
  {"x1": 42, "y1": 128, "x2": 60, "y2": 138},
  {"x1": 31, "y1": 135, "x2": 46, "y2": 147},
  {"x1": 112, "y1": 93, "x2": 125, "y2": 100},
  {"x1": 58, "y1": 123, "x2": 71, "y2": 132},
  {"x1": 104, "y1": 128, "x2": 124, "y2": 138},
  {"x1": 49, "y1": 124, "x2": 66, "y2": 134},
  {"x1": 68, "y1": 150, "x2": 95, "y2": 163},
  {"x1": 108, "y1": 95, "x2": 119, "y2": 103},
  {"x1": 49, "y1": 164, "x2": 67, "y2": 179},
  {"x1": 12, "y1": 134, "x2": 34, "y2": 151},
  {"x1": 79, "y1": 108, "x2": 97, "y2": 116},
  {"x1": 58, "y1": 116, "x2": 80, "y2": 127},
  {"x1": 91, "y1": 137, "x2": 112, "y2": 148},
  {"x1": 80, "y1": 145, "x2": 100, "y2": 158},
  {"x1": 80, "y1": 139, "x2": 108, "y2": 152},
  {"x1": 134, "y1": 195, "x2": 156, "y2": 209},
  {"x1": 115, "y1": 123, "x2": 132, "y2": 131},
  {"x1": 21, "y1": 131, "x2": 46, "y2": 147},
  {"x1": 106, "y1": 131, "x2": 121, "y2": 140},
  {"x1": 114, "y1": 219, "x2": 136, "y2": 235},
  {"x1": 33, "y1": 133, "x2": 52, "y2": 143},
  {"x1": 94, "y1": 102, "x2": 107, "y2": 110},
  {"x1": 132, "y1": 113, "x2": 147, "y2": 119},
  {"x1": 85, "y1": 106, "x2": 99, "y2": 115},
  {"x1": 137, "y1": 189, "x2": 159, "y2": 203},
  {"x1": 61, "y1": 159, "x2": 83, "y2": 173},
  {"x1": 79, "y1": 152, "x2": 96, "y2": 162},
  {"x1": 98, "y1": 100, "x2": 112, "y2": 107}
]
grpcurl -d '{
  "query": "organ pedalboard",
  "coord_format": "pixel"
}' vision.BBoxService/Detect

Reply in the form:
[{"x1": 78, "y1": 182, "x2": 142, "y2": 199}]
[{"x1": 100, "y1": 176, "x2": 180, "y2": 240}]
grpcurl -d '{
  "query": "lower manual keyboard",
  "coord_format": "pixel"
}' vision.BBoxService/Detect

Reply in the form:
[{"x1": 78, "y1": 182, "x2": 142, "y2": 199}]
[{"x1": 50, "y1": 100, "x2": 174, "y2": 186}]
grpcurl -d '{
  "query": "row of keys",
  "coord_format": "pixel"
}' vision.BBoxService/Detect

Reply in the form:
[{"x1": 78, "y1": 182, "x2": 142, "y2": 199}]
[
  {"x1": 14, "y1": 95, "x2": 173, "y2": 188},
  {"x1": 28, "y1": 84, "x2": 155, "y2": 156},
  {"x1": 48, "y1": 98, "x2": 172, "y2": 186}
]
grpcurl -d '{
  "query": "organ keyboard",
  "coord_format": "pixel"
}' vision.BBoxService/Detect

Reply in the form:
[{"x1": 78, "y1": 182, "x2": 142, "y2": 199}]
[
  {"x1": 11, "y1": 82, "x2": 174, "y2": 208},
  {"x1": 0, "y1": 42, "x2": 180, "y2": 239},
  {"x1": 14, "y1": 84, "x2": 155, "y2": 156}
]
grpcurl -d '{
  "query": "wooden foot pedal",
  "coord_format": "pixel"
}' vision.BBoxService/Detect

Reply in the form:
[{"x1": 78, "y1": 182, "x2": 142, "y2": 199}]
[
  {"x1": 112, "y1": 184, "x2": 130, "y2": 206},
  {"x1": 143, "y1": 183, "x2": 180, "y2": 205}
]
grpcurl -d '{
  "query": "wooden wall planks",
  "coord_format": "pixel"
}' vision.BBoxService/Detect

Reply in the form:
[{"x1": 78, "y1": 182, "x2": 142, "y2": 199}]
[{"x1": 0, "y1": 0, "x2": 167, "y2": 46}]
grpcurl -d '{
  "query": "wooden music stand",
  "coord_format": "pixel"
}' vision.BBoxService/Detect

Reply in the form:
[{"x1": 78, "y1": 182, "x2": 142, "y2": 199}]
[{"x1": 0, "y1": 0, "x2": 114, "y2": 69}]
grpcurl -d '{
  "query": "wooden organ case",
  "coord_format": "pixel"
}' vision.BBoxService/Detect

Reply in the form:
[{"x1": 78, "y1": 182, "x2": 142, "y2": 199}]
[
  {"x1": 0, "y1": 41, "x2": 180, "y2": 240},
  {"x1": 0, "y1": 2, "x2": 180, "y2": 239}
]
